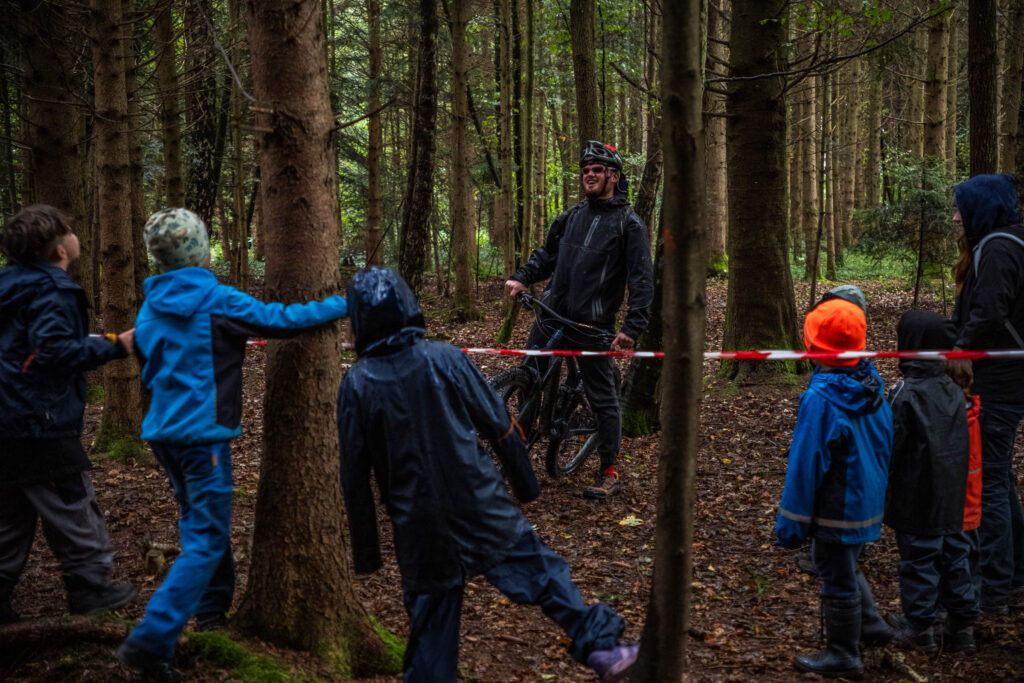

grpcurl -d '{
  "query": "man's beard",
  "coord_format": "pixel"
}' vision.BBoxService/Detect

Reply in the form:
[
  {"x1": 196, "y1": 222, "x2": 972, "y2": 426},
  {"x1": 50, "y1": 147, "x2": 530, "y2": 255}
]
[{"x1": 584, "y1": 176, "x2": 610, "y2": 199}]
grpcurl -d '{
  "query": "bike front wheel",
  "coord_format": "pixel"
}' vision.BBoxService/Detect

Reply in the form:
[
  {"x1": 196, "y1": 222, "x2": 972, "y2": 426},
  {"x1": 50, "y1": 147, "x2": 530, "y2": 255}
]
[
  {"x1": 487, "y1": 366, "x2": 541, "y2": 448},
  {"x1": 545, "y1": 399, "x2": 600, "y2": 476}
]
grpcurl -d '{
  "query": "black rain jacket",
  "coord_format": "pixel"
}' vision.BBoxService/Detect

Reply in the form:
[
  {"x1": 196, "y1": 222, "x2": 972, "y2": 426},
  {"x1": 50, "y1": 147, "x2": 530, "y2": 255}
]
[
  {"x1": 951, "y1": 173, "x2": 1024, "y2": 403},
  {"x1": 337, "y1": 267, "x2": 539, "y2": 592},
  {"x1": 0, "y1": 263, "x2": 125, "y2": 484},
  {"x1": 511, "y1": 195, "x2": 654, "y2": 340},
  {"x1": 885, "y1": 311, "x2": 969, "y2": 536}
]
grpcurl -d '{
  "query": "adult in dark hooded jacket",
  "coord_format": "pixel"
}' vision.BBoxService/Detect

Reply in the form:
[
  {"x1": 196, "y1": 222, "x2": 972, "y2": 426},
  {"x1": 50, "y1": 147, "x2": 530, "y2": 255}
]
[
  {"x1": 504, "y1": 140, "x2": 653, "y2": 499},
  {"x1": 338, "y1": 267, "x2": 637, "y2": 683},
  {"x1": 950, "y1": 173, "x2": 1024, "y2": 615},
  {"x1": 885, "y1": 311, "x2": 976, "y2": 653}
]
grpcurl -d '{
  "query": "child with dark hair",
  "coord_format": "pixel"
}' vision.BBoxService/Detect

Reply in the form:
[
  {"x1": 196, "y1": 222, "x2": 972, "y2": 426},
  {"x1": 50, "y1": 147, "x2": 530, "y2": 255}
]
[
  {"x1": 338, "y1": 266, "x2": 639, "y2": 683},
  {"x1": 885, "y1": 310, "x2": 978, "y2": 654},
  {"x1": 776, "y1": 298, "x2": 894, "y2": 678},
  {"x1": 0, "y1": 204, "x2": 137, "y2": 624},
  {"x1": 115, "y1": 208, "x2": 349, "y2": 682}
]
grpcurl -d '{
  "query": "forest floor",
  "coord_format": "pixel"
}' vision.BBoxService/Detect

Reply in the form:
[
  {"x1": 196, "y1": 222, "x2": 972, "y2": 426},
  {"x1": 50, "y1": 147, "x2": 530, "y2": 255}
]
[{"x1": 4, "y1": 276, "x2": 1024, "y2": 682}]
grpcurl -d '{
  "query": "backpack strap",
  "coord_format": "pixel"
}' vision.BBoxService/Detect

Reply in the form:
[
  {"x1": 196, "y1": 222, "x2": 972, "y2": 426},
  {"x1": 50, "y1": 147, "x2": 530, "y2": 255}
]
[{"x1": 972, "y1": 231, "x2": 1024, "y2": 349}]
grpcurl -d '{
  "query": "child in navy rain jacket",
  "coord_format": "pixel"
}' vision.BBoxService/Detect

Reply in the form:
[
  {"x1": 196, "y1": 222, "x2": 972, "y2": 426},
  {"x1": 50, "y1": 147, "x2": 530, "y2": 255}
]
[
  {"x1": 0, "y1": 204, "x2": 136, "y2": 623},
  {"x1": 776, "y1": 298, "x2": 894, "y2": 678},
  {"x1": 885, "y1": 310, "x2": 978, "y2": 654},
  {"x1": 337, "y1": 267, "x2": 638, "y2": 683},
  {"x1": 115, "y1": 208, "x2": 349, "y2": 682}
]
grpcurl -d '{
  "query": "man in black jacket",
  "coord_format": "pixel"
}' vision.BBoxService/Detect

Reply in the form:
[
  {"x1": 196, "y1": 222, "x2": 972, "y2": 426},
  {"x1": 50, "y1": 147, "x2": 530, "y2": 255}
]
[
  {"x1": 950, "y1": 173, "x2": 1024, "y2": 616},
  {"x1": 504, "y1": 140, "x2": 654, "y2": 498},
  {"x1": 338, "y1": 267, "x2": 638, "y2": 683}
]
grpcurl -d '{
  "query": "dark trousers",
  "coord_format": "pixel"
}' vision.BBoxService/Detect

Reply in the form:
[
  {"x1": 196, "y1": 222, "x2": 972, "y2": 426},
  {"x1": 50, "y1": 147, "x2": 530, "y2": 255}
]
[
  {"x1": 526, "y1": 323, "x2": 621, "y2": 467},
  {"x1": 811, "y1": 541, "x2": 864, "y2": 600},
  {"x1": 0, "y1": 472, "x2": 113, "y2": 588},
  {"x1": 977, "y1": 401, "x2": 1024, "y2": 606},
  {"x1": 126, "y1": 441, "x2": 235, "y2": 659},
  {"x1": 896, "y1": 531, "x2": 978, "y2": 628},
  {"x1": 401, "y1": 530, "x2": 624, "y2": 683}
]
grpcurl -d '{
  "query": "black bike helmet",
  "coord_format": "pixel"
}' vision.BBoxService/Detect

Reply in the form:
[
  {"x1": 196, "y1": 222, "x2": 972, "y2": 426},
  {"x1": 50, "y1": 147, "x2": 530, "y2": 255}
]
[{"x1": 580, "y1": 140, "x2": 623, "y2": 172}]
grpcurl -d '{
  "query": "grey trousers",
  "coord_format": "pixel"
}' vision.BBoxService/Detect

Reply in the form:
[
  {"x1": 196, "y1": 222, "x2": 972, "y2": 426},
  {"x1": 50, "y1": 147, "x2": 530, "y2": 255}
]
[{"x1": 0, "y1": 472, "x2": 113, "y2": 587}]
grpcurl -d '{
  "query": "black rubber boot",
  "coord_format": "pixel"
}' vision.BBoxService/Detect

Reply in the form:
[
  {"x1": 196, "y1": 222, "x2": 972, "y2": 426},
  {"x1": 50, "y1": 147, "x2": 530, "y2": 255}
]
[
  {"x1": 0, "y1": 581, "x2": 19, "y2": 625},
  {"x1": 64, "y1": 575, "x2": 137, "y2": 616},
  {"x1": 794, "y1": 598, "x2": 864, "y2": 679},
  {"x1": 888, "y1": 613, "x2": 938, "y2": 654},
  {"x1": 944, "y1": 619, "x2": 976, "y2": 655},
  {"x1": 857, "y1": 573, "x2": 892, "y2": 646}
]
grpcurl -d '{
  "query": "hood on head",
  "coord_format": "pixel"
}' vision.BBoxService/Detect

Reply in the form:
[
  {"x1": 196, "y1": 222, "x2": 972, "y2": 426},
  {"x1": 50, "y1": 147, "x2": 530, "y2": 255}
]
[
  {"x1": 897, "y1": 310, "x2": 956, "y2": 351},
  {"x1": 953, "y1": 174, "x2": 1022, "y2": 247},
  {"x1": 347, "y1": 266, "x2": 425, "y2": 354}
]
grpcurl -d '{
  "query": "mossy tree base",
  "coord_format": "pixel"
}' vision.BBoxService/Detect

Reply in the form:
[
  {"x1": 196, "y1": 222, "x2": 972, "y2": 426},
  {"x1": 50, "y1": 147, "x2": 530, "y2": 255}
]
[{"x1": 90, "y1": 423, "x2": 147, "y2": 463}]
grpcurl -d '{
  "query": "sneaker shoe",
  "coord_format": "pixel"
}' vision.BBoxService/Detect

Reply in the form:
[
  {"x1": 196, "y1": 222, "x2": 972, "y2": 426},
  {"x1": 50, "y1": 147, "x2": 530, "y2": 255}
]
[
  {"x1": 194, "y1": 611, "x2": 228, "y2": 632},
  {"x1": 67, "y1": 580, "x2": 137, "y2": 616},
  {"x1": 587, "y1": 642, "x2": 639, "y2": 683},
  {"x1": 115, "y1": 641, "x2": 181, "y2": 683},
  {"x1": 584, "y1": 470, "x2": 621, "y2": 499}
]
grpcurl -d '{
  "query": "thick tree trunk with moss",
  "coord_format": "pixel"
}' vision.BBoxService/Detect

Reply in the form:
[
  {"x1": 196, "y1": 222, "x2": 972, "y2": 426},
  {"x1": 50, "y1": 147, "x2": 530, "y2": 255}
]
[
  {"x1": 632, "y1": 0, "x2": 704, "y2": 675},
  {"x1": 721, "y1": 0, "x2": 801, "y2": 384},
  {"x1": 235, "y1": 0, "x2": 397, "y2": 673},
  {"x1": 620, "y1": 227, "x2": 663, "y2": 436},
  {"x1": 91, "y1": 0, "x2": 142, "y2": 452}
]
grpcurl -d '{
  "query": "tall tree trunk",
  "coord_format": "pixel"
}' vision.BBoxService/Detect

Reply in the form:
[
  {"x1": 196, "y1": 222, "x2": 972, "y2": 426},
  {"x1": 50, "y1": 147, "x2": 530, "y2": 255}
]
[
  {"x1": 924, "y1": 9, "x2": 949, "y2": 160},
  {"x1": 228, "y1": 0, "x2": 249, "y2": 289},
  {"x1": 569, "y1": 0, "x2": 598, "y2": 145},
  {"x1": 789, "y1": 96, "x2": 803, "y2": 260},
  {"x1": 825, "y1": 75, "x2": 836, "y2": 280},
  {"x1": 906, "y1": 25, "x2": 926, "y2": 157},
  {"x1": 236, "y1": 0, "x2": 394, "y2": 671},
  {"x1": 451, "y1": 0, "x2": 477, "y2": 318},
  {"x1": 366, "y1": 0, "x2": 383, "y2": 265},
  {"x1": 864, "y1": 77, "x2": 882, "y2": 207},
  {"x1": 91, "y1": 0, "x2": 141, "y2": 449},
  {"x1": 969, "y1": 0, "x2": 999, "y2": 174},
  {"x1": 801, "y1": 77, "x2": 818, "y2": 280},
  {"x1": 185, "y1": 0, "x2": 222, "y2": 222},
  {"x1": 398, "y1": 0, "x2": 438, "y2": 292},
  {"x1": 0, "y1": 66, "x2": 17, "y2": 217},
  {"x1": 947, "y1": 9, "x2": 959, "y2": 175},
  {"x1": 494, "y1": 0, "x2": 518, "y2": 342},
  {"x1": 633, "y1": 0, "x2": 704, "y2": 677},
  {"x1": 840, "y1": 62, "x2": 858, "y2": 246},
  {"x1": 156, "y1": 1, "x2": 185, "y2": 207},
  {"x1": 126, "y1": 32, "x2": 148, "y2": 305},
  {"x1": 999, "y1": 0, "x2": 1024, "y2": 173},
  {"x1": 721, "y1": 0, "x2": 800, "y2": 384},
  {"x1": 705, "y1": 0, "x2": 727, "y2": 266},
  {"x1": 21, "y1": 0, "x2": 91, "y2": 305},
  {"x1": 633, "y1": 1, "x2": 662, "y2": 235}
]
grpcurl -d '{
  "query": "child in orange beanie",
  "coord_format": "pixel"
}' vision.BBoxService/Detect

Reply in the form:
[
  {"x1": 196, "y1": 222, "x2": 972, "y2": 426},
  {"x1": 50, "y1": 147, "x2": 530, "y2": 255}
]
[{"x1": 776, "y1": 298, "x2": 894, "y2": 677}]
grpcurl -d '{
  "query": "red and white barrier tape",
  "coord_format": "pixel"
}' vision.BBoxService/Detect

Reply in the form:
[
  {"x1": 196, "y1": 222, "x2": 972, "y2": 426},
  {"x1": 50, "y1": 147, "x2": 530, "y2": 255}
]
[{"x1": 94, "y1": 335, "x2": 1023, "y2": 360}]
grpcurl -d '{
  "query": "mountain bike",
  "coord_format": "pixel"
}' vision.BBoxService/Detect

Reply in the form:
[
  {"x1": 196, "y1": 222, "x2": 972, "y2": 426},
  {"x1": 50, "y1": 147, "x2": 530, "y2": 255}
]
[{"x1": 487, "y1": 293, "x2": 617, "y2": 477}]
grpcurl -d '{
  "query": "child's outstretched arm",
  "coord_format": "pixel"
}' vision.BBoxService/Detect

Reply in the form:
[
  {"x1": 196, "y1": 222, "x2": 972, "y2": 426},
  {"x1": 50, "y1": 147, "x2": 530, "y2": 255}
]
[
  {"x1": 212, "y1": 287, "x2": 347, "y2": 338},
  {"x1": 776, "y1": 394, "x2": 836, "y2": 549},
  {"x1": 25, "y1": 298, "x2": 127, "y2": 373},
  {"x1": 337, "y1": 377, "x2": 383, "y2": 575},
  {"x1": 452, "y1": 352, "x2": 540, "y2": 503}
]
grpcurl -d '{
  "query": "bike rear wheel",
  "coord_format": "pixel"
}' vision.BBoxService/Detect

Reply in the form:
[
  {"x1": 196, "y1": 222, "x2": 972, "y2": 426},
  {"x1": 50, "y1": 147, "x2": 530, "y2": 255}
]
[{"x1": 487, "y1": 366, "x2": 541, "y2": 448}]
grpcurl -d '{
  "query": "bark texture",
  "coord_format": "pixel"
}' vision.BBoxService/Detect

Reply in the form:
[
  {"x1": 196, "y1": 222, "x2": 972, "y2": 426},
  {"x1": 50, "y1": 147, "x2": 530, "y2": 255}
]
[
  {"x1": 156, "y1": 2, "x2": 185, "y2": 207},
  {"x1": 969, "y1": 0, "x2": 998, "y2": 174},
  {"x1": 236, "y1": 0, "x2": 391, "y2": 670},
  {"x1": 450, "y1": 0, "x2": 477, "y2": 318},
  {"x1": 569, "y1": 0, "x2": 599, "y2": 145}
]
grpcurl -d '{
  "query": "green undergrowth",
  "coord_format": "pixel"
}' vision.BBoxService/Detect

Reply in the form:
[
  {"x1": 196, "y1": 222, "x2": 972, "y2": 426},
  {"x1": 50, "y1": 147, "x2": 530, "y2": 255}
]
[
  {"x1": 185, "y1": 631, "x2": 307, "y2": 683},
  {"x1": 91, "y1": 424, "x2": 146, "y2": 463}
]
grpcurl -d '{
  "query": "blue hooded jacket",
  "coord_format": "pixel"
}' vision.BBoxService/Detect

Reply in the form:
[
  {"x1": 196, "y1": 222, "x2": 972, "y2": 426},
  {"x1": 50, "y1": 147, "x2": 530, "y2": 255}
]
[
  {"x1": 951, "y1": 173, "x2": 1024, "y2": 401},
  {"x1": 338, "y1": 267, "x2": 539, "y2": 592},
  {"x1": 776, "y1": 361, "x2": 893, "y2": 548},
  {"x1": 135, "y1": 267, "x2": 347, "y2": 444},
  {"x1": 0, "y1": 263, "x2": 124, "y2": 441}
]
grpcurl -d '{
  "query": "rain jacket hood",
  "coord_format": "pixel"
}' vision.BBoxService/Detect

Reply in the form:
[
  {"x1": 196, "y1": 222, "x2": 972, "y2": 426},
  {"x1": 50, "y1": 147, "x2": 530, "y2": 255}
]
[
  {"x1": 896, "y1": 309, "x2": 957, "y2": 375},
  {"x1": 347, "y1": 266, "x2": 425, "y2": 355},
  {"x1": 143, "y1": 267, "x2": 219, "y2": 317},
  {"x1": 776, "y1": 360, "x2": 893, "y2": 548},
  {"x1": 954, "y1": 173, "x2": 1022, "y2": 248}
]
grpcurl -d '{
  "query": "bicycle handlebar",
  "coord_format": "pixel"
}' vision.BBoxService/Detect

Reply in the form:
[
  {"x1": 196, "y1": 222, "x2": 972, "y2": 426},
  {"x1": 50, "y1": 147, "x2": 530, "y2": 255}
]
[{"x1": 515, "y1": 292, "x2": 615, "y2": 345}]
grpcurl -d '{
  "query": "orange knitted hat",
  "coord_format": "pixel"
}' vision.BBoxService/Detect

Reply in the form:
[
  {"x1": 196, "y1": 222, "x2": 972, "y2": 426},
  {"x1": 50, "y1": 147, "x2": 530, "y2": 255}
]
[{"x1": 803, "y1": 299, "x2": 866, "y2": 366}]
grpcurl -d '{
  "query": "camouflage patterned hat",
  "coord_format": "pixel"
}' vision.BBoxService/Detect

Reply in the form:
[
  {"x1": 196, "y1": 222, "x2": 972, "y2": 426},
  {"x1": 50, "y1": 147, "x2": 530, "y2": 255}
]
[{"x1": 143, "y1": 208, "x2": 209, "y2": 272}]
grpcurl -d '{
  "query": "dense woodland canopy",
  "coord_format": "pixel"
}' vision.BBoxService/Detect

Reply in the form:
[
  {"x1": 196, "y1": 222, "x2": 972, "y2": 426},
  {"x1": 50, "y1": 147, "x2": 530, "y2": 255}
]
[{"x1": 2, "y1": 0, "x2": 1024, "y2": 678}]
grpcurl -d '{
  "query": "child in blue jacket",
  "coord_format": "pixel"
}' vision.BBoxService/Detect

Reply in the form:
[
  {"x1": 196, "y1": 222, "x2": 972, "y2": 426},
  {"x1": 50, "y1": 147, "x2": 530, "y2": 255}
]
[
  {"x1": 0, "y1": 204, "x2": 136, "y2": 622},
  {"x1": 338, "y1": 267, "x2": 638, "y2": 683},
  {"x1": 115, "y1": 208, "x2": 349, "y2": 682},
  {"x1": 776, "y1": 298, "x2": 894, "y2": 678}
]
